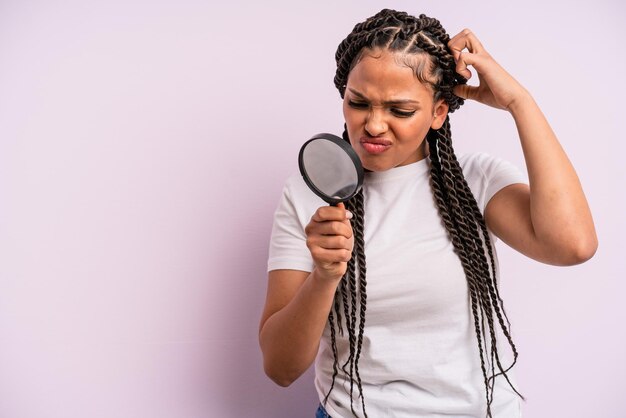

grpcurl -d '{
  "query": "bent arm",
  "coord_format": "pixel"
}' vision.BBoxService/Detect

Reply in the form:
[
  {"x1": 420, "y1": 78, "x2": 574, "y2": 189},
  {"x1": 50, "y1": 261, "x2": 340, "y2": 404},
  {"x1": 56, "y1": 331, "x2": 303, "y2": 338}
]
[
  {"x1": 260, "y1": 203, "x2": 353, "y2": 386},
  {"x1": 485, "y1": 93, "x2": 597, "y2": 265},
  {"x1": 447, "y1": 29, "x2": 597, "y2": 265},
  {"x1": 259, "y1": 269, "x2": 339, "y2": 386}
]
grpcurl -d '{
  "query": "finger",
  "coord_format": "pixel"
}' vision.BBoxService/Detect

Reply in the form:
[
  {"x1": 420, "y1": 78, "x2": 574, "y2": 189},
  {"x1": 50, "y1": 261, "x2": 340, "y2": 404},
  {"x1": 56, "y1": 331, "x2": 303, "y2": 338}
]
[
  {"x1": 448, "y1": 30, "x2": 471, "y2": 62},
  {"x1": 309, "y1": 247, "x2": 353, "y2": 264},
  {"x1": 310, "y1": 235, "x2": 352, "y2": 251},
  {"x1": 448, "y1": 28, "x2": 485, "y2": 57},
  {"x1": 336, "y1": 202, "x2": 353, "y2": 221},
  {"x1": 311, "y1": 205, "x2": 353, "y2": 223},
  {"x1": 447, "y1": 32, "x2": 465, "y2": 61},
  {"x1": 455, "y1": 51, "x2": 473, "y2": 80},
  {"x1": 453, "y1": 84, "x2": 479, "y2": 101},
  {"x1": 454, "y1": 49, "x2": 490, "y2": 80},
  {"x1": 463, "y1": 30, "x2": 486, "y2": 54},
  {"x1": 307, "y1": 220, "x2": 353, "y2": 239}
]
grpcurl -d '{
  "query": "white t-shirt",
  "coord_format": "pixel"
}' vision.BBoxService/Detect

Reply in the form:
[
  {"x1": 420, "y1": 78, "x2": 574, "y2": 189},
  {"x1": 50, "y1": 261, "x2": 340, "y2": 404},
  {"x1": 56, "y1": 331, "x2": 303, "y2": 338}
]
[{"x1": 267, "y1": 153, "x2": 527, "y2": 418}]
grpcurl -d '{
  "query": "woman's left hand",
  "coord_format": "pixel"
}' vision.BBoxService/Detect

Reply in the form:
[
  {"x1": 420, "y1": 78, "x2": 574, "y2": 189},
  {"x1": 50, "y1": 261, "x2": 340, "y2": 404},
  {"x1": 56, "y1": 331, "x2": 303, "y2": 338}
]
[
  {"x1": 449, "y1": 30, "x2": 598, "y2": 266},
  {"x1": 448, "y1": 29, "x2": 529, "y2": 112}
]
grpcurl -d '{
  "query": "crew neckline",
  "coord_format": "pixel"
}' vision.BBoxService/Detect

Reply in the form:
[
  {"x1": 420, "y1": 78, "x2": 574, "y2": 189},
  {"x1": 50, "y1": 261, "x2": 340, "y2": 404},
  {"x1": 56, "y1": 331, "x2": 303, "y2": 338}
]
[{"x1": 365, "y1": 157, "x2": 431, "y2": 183}]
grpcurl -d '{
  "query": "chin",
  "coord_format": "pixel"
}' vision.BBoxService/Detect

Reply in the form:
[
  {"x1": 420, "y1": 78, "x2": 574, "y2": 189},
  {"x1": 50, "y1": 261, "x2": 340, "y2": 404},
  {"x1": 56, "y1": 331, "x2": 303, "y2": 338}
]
[{"x1": 361, "y1": 159, "x2": 393, "y2": 172}]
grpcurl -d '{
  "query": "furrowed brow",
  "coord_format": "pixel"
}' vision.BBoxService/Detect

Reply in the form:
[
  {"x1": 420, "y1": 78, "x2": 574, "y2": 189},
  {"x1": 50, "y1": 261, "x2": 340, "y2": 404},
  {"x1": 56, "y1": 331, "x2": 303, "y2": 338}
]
[{"x1": 347, "y1": 88, "x2": 420, "y2": 106}]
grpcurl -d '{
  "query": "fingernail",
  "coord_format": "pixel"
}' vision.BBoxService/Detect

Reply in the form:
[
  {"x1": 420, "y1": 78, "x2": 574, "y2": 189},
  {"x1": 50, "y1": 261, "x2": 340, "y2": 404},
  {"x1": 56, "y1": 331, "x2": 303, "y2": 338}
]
[{"x1": 345, "y1": 210, "x2": 353, "y2": 220}]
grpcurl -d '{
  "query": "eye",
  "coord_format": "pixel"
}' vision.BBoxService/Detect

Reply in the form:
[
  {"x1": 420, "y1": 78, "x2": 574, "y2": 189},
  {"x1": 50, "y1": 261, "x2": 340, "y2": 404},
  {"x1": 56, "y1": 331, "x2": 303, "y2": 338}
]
[
  {"x1": 391, "y1": 108, "x2": 416, "y2": 118},
  {"x1": 348, "y1": 100, "x2": 369, "y2": 109}
]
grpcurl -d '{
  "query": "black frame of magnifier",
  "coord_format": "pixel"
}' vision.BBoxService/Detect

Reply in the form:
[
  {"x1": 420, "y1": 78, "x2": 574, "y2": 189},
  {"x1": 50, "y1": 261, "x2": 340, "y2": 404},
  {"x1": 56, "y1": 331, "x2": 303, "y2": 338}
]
[{"x1": 298, "y1": 133, "x2": 364, "y2": 206}]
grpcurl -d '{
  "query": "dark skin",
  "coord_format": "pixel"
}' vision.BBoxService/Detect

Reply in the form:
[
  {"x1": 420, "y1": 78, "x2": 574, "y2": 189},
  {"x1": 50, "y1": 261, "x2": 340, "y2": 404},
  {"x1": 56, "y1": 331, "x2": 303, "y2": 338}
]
[
  {"x1": 259, "y1": 204, "x2": 352, "y2": 386},
  {"x1": 259, "y1": 28, "x2": 597, "y2": 387}
]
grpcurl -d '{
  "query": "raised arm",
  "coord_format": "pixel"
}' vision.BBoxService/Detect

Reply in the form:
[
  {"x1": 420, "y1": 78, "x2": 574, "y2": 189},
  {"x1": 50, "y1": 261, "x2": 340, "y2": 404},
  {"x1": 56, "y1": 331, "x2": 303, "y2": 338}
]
[
  {"x1": 448, "y1": 29, "x2": 597, "y2": 266},
  {"x1": 259, "y1": 204, "x2": 353, "y2": 386}
]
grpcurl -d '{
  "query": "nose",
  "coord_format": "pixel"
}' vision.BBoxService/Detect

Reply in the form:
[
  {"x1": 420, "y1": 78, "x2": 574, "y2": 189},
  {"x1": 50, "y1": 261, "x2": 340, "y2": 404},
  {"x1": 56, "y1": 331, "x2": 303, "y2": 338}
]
[{"x1": 364, "y1": 107, "x2": 388, "y2": 137}]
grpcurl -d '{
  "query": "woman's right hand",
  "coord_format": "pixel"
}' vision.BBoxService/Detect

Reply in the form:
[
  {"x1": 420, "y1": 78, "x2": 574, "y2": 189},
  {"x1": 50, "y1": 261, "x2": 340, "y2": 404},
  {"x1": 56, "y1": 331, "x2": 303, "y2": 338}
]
[
  {"x1": 305, "y1": 202, "x2": 354, "y2": 282},
  {"x1": 260, "y1": 203, "x2": 355, "y2": 386}
]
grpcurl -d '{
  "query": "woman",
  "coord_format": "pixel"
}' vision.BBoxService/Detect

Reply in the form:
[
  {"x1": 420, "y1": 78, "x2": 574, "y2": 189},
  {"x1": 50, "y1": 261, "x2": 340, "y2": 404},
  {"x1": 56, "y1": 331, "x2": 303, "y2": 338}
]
[{"x1": 259, "y1": 9, "x2": 597, "y2": 418}]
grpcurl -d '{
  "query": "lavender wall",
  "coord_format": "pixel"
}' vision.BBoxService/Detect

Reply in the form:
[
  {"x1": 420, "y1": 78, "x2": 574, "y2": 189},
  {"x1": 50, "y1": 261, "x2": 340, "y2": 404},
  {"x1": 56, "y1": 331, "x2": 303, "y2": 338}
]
[{"x1": 1, "y1": 1, "x2": 624, "y2": 417}]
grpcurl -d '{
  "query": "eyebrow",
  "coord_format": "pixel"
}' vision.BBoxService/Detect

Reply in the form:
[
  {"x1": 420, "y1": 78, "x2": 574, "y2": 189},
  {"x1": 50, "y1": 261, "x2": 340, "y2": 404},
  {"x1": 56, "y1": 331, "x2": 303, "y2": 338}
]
[{"x1": 347, "y1": 88, "x2": 421, "y2": 105}]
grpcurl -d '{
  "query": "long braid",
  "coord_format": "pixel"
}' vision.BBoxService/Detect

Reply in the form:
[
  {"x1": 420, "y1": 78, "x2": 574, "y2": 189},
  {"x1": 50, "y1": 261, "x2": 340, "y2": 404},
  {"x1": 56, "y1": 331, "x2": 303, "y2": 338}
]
[
  {"x1": 427, "y1": 124, "x2": 495, "y2": 413},
  {"x1": 323, "y1": 310, "x2": 339, "y2": 407},
  {"x1": 323, "y1": 129, "x2": 368, "y2": 417},
  {"x1": 434, "y1": 121, "x2": 502, "y2": 412},
  {"x1": 325, "y1": 9, "x2": 522, "y2": 417},
  {"x1": 436, "y1": 129, "x2": 522, "y2": 392},
  {"x1": 351, "y1": 189, "x2": 368, "y2": 418}
]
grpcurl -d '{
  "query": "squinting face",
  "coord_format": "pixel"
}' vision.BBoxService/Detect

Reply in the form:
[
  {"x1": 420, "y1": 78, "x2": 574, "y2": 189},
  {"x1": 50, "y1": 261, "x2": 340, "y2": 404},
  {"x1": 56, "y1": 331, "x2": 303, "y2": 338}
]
[{"x1": 343, "y1": 49, "x2": 449, "y2": 172}]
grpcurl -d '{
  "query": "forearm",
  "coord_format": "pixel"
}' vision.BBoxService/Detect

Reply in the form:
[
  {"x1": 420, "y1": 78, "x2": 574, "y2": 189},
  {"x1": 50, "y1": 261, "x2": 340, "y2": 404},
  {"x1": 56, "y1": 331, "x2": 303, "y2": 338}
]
[
  {"x1": 259, "y1": 269, "x2": 339, "y2": 386},
  {"x1": 509, "y1": 92, "x2": 597, "y2": 259}
]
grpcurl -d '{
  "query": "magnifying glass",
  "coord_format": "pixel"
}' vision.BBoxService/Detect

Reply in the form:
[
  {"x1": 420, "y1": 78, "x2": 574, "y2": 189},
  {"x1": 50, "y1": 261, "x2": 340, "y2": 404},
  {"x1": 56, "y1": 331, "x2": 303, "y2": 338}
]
[{"x1": 298, "y1": 133, "x2": 364, "y2": 206}]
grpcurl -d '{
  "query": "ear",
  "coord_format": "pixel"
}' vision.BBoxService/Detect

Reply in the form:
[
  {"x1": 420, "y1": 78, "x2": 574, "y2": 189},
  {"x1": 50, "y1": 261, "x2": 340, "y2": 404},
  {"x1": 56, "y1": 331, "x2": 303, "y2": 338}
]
[{"x1": 430, "y1": 99, "x2": 449, "y2": 130}]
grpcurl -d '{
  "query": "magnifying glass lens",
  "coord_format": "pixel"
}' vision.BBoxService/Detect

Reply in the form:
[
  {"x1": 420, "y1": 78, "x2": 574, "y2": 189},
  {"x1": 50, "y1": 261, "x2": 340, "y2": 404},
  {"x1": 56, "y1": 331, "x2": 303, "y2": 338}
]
[{"x1": 298, "y1": 133, "x2": 364, "y2": 205}]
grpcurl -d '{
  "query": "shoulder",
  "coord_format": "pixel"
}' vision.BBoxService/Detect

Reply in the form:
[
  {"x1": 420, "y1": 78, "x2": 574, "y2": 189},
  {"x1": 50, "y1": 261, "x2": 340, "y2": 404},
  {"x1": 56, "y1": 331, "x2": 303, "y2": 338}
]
[
  {"x1": 457, "y1": 152, "x2": 526, "y2": 183},
  {"x1": 456, "y1": 152, "x2": 527, "y2": 212},
  {"x1": 273, "y1": 172, "x2": 326, "y2": 227},
  {"x1": 458, "y1": 152, "x2": 508, "y2": 175},
  {"x1": 281, "y1": 172, "x2": 325, "y2": 207}
]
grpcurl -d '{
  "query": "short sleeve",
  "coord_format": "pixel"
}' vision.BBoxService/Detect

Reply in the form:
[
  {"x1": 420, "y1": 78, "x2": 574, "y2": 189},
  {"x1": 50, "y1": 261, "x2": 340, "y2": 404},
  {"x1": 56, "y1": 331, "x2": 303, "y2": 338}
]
[
  {"x1": 459, "y1": 153, "x2": 527, "y2": 214},
  {"x1": 267, "y1": 174, "x2": 321, "y2": 273}
]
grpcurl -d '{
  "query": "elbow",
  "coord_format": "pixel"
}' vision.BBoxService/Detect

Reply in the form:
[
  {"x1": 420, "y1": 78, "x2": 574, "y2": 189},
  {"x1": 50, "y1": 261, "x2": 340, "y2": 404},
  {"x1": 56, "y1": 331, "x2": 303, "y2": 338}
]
[
  {"x1": 573, "y1": 236, "x2": 598, "y2": 264},
  {"x1": 269, "y1": 375, "x2": 295, "y2": 388},
  {"x1": 259, "y1": 330, "x2": 306, "y2": 387},
  {"x1": 261, "y1": 346, "x2": 304, "y2": 387},
  {"x1": 557, "y1": 235, "x2": 598, "y2": 266},
  {"x1": 263, "y1": 361, "x2": 298, "y2": 387}
]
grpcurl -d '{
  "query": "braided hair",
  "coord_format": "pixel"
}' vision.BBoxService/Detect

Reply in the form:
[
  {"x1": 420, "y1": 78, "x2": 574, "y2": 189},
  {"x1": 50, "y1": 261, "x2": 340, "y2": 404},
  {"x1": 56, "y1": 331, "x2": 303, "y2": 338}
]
[{"x1": 326, "y1": 9, "x2": 523, "y2": 418}]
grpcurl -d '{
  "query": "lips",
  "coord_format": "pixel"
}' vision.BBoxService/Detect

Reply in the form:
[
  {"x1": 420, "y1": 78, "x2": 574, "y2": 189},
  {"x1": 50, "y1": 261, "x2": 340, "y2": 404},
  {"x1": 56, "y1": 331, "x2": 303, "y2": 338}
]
[{"x1": 360, "y1": 137, "x2": 392, "y2": 155}]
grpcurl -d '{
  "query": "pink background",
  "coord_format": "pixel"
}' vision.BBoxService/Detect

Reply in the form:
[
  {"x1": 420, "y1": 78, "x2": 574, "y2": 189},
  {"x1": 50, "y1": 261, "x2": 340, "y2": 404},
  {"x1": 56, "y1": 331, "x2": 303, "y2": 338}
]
[{"x1": 1, "y1": 1, "x2": 624, "y2": 417}]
